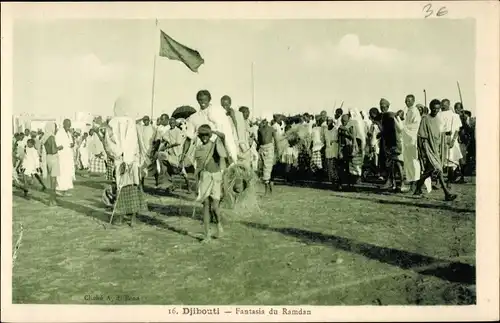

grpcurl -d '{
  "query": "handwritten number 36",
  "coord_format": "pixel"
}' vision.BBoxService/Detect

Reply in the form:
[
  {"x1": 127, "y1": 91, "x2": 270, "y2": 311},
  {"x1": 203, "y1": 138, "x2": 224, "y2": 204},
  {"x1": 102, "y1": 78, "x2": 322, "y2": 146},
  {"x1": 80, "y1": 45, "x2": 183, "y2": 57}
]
[{"x1": 423, "y1": 3, "x2": 448, "y2": 18}]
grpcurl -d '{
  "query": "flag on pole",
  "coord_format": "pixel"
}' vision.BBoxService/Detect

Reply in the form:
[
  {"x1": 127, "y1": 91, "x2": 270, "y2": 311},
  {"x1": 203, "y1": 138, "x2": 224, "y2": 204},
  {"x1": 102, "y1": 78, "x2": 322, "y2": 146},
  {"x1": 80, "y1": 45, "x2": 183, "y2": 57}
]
[{"x1": 159, "y1": 30, "x2": 204, "y2": 72}]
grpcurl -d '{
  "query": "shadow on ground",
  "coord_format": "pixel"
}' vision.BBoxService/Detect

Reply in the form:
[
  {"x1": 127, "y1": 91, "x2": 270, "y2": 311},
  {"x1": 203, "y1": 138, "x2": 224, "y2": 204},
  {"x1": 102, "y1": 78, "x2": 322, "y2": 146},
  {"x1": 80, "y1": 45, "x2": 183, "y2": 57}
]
[
  {"x1": 331, "y1": 193, "x2": 475, "y2": 214},
  {"x1": 242, "y1": 221, "x2": 476, "y2": 286}
]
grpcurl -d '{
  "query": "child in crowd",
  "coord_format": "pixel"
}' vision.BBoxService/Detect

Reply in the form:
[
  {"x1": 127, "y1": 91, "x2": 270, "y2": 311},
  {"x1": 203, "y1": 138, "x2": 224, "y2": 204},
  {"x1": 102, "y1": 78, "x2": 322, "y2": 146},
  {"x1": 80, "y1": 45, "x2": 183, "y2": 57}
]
[
  {"x1": 194, "y1": 124, "x2": 227, "y2": 243},
  {"x1": 20, "y1": 138, "x2": 47, "y2": 198}
]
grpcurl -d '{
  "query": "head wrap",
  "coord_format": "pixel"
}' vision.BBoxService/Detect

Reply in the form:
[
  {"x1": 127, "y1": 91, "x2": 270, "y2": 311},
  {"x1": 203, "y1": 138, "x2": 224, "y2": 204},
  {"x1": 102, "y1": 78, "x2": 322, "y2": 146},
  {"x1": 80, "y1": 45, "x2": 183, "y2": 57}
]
[
  {"x1": 40, "y1": 122, "x2": 57, "y2": 145},
  {"x1": 347, "y1": 107, "x2": 367, "y2": 147},
  {"x1": 113, "y1": 96, "x2": 136, "y2": 118},
  {"x1": 380, "y1": 98, "x2": 390, "y2": 106}
]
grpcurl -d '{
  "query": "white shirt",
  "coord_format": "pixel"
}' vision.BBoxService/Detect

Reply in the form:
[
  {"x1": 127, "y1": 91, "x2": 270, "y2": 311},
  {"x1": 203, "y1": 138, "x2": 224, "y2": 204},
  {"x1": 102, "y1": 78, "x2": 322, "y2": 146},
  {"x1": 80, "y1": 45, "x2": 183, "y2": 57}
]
[
  {"x1": 185, "y1": 105, "x2": 217, "y2": 143},
  {"x1": 437, "y1": 109, "x2": 461, "y2": 133},
  {"x1": 272, "y1": 122, "x2": 285, "y2": 137}
]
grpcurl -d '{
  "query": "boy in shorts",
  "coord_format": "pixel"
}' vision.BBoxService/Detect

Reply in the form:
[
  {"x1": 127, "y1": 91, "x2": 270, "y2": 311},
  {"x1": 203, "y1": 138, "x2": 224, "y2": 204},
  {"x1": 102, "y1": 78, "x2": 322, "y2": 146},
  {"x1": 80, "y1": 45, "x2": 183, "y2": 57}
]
[{"x1": 194, "y1": 124, "x2": 228, "y2": 242}]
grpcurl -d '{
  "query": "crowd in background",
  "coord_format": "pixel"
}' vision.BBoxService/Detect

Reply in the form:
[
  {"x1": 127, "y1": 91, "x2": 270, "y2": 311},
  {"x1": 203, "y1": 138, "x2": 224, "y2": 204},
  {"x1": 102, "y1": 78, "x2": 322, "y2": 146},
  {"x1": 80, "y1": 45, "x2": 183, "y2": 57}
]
[{"x1": 12, "y1": 91, "x2": 476, "y2": 209}]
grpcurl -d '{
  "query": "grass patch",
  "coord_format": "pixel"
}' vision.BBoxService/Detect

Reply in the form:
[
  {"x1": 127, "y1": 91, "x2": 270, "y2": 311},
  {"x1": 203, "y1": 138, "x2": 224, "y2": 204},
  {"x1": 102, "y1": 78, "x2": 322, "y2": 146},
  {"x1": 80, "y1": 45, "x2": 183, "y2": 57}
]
[{"x1": 12, "y1": 174, "x2": 476, "y2": 305}]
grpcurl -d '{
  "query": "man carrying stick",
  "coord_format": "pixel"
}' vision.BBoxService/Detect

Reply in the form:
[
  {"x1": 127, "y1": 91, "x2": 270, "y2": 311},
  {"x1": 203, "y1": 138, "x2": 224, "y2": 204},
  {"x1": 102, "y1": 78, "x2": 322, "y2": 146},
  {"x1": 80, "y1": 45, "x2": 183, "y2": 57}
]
[{"x1": 105, "y1": 96, "x2": 148, "y2": 226}]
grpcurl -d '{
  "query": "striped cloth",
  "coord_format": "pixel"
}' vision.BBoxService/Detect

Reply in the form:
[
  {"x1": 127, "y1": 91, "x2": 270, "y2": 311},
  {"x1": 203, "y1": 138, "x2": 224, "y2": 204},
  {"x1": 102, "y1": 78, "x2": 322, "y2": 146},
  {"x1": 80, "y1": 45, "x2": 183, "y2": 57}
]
[
  {"x1": 297, "y1": 145, "x2": 311, "y2": 173},
  {"x1": 89, "y1": 156, "x2": 107, "y2": 174},
  {"x1": 113, "y1": 185, "x2": 147, "y2": 215},
  {"x1": 105, "y1": 156, "x2": 115, "y2": 181},
  {"x1": 310, "y1": 150, "x2": 323, "y2": 171},
  {"x1": 258, "y1": 143, "x2": 275, "y2": 182},
  {"x1": 325, "y1": 157, "x2": 339, "y2": 184}
]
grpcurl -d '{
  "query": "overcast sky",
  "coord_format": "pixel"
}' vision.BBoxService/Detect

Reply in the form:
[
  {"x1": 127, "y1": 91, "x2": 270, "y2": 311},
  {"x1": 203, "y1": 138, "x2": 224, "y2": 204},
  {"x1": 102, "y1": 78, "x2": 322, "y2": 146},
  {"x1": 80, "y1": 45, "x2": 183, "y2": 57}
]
[{"x1": 13, "y1": 19, "x2": 475, "y2": 119}]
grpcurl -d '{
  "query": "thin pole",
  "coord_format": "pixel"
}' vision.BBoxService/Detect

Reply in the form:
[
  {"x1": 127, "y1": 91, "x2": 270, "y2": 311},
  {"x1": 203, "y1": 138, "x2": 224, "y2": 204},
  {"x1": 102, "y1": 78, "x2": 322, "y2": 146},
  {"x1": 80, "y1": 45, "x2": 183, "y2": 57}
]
[
  {"x1": 457, "y1": 81, "x2": 463, "y2": 106},
  {"x1": 423, "y1": 89, "x2": 427, "y2": 108},
  {"x1": 251, "y1": 62, "x2": 255, "y2": 110},
  {"x1": 150, "y1": 19, "x2": 159, "y2": 118}
]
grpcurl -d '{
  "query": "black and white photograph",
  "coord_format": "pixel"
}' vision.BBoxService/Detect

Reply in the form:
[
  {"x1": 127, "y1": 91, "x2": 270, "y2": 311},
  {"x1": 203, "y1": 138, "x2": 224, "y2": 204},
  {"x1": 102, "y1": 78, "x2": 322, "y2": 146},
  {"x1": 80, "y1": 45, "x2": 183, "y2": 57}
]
[{"x1": 2, "y1": 2, "x2": 498, "y2": 322}]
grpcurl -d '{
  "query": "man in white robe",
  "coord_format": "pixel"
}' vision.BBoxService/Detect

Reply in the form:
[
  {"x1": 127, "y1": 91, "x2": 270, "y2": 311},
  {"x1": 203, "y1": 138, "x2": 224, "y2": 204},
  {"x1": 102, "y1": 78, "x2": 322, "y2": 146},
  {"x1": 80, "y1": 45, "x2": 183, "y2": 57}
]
[
  {"x1": 272, "y1": 115, "x2": 285, "y2": 137},
  {"x1": 438, "y1": 99, "x2": 463, "y2": 187},
  {"x1": 180, "y1": 90, "x2": 220, "y2": 169},
  {"x1": 55, "y1": 119, "x2": 75, "y2": 195},
  {"x1": 137, "y1": 116, "x2": 155, "y2": 155},
  {"x1": 206, "y1": 95, "x2": 240, "y2": 165},
  {"x1": 79, "y1": 132, "x2": 90, "y2": 170},
  {"x1": 104, "y1": 96, "x2": 147, "y2": 225},
  {"x1": 401, "y1": 94, "x2": 421, "y2": 190}
]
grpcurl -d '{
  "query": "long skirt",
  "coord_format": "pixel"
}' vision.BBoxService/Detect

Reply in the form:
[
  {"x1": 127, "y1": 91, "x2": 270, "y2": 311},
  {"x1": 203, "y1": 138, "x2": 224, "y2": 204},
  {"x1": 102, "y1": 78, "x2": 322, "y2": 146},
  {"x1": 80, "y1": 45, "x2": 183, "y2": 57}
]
[
  {"x1": 258, "y1": 143, "x2": 275, "y2": 182},
  {"x1": 297, "y1": 146, "x2": 311, "y2": 174},
  {"x1": 440, "y1": 134, "x2": 463, "y2": 170},
  {"x1": 349, "y1": 152, "x2": 364, "y2": 176},
  {"x1": 89, "y1": 156, "x2": 107, "y2": 174},
  {"x1": 113, "y1": 184, "x2": 147, "y2": 215},
  {"x1": 325, "y1": 157, "x2": 339, "y2": 184},
  {"x1": 105, "y1": 156, "x2": 115, "y2": 181},
  {"x1": 310, "y1": 150, "x2": 323, "y2": 172},
  {"x1": 418, "y1": 140, "x2": 443, "y2": 176}
]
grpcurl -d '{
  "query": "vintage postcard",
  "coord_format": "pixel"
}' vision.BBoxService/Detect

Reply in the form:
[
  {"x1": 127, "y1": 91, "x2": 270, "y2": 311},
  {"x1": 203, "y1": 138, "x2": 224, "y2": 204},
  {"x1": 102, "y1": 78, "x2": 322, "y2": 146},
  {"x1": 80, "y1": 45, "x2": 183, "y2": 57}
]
[{"x1": 1, "y1": 1, "x2": 499, "y2": 322}]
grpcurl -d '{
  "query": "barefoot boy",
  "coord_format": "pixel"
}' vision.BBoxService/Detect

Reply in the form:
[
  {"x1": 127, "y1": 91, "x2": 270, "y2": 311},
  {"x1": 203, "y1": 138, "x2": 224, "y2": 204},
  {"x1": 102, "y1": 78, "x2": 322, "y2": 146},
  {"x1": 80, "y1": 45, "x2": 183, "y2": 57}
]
[
  {"x1": 20, "y1": 138, "x2": 47, "y2": 198},
  {"x1": 194, "y1": 124, "x2": 228, "y2": 242}
]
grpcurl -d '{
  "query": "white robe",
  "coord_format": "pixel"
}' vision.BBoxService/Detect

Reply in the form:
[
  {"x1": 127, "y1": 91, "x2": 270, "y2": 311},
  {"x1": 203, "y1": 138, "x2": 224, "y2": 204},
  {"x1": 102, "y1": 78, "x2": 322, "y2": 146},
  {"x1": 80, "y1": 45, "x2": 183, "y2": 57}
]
[
  {"x1": 105, "y1": 116, "x2": 142, "y2": 189},
  {"x1": 79, "y1": 138, "x2": 90, "y2": 169},
  {"x1": 138, "y1": 124, "x2": 155, "y2": 155},
  {"x1": 402, "y1": 106, "x2": 422, "y2": 182},
  {"x1": 22, "y1": 147, "x2": 40, "y2": 175},
  {"x1": 55, "y1": 129, "x2": 75, "y2": 191},
  {"x1": 208, "y1": 106, "x2": 239, "y2": 164},
  {"x1": 438, "y1": 110, "x2": 463, "y2": 169}
]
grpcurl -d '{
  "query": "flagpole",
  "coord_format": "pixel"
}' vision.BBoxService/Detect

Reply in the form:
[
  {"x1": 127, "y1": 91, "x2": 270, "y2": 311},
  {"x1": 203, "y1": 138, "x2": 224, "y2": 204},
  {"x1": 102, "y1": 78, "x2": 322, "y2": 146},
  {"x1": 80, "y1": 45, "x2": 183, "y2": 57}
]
[
  {"x1": 251, "y1": 62, "x2": 255, "y2": 111},
  {"x1": 150, "y1": 19, "x2": 159, "y2": 118}
]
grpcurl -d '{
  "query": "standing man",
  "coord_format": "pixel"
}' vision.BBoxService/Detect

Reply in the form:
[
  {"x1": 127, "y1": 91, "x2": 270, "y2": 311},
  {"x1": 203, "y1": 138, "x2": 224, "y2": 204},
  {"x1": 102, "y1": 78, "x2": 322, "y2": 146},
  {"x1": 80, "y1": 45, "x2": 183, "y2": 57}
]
[
  {"x1": 104, "y1": 96, "x2": 148, "y2": 226},
  {"x1": 414, "y1": 99, "x2": 457, "y2": 201},
  {"x1": 216, "y1": 95, "x2": 240, "y2": 165},
  {"x1": 378, "y1": 98, "x2": 391, "y2": 182},
  {"x1": 333, "y1": 108, "x2": 343, "y2": 128},
  {"x1": 138, "y1": 116, "x2": 155, "y2": 155},
  {"x1": 401, "y1": 94, "x2": 422, "y2": 191},
  {"x1": 240, "y1": 106, "x2": 259, "y2": 171},
  {"x1": 55, "y1": 119, "x2": 75, "y2": 196},
  {"x1": 257, "y1": 119, "x2": 279, "y2": 194},
  {"x1": 137, "y1": 115, "x2": 155, "y2": 183},
  {"x1": 438, "y1": 99, "x2": 463, "y2": 188},
  {"x1": 180, "y1": 90, "x2": 220, "y2": 168}
]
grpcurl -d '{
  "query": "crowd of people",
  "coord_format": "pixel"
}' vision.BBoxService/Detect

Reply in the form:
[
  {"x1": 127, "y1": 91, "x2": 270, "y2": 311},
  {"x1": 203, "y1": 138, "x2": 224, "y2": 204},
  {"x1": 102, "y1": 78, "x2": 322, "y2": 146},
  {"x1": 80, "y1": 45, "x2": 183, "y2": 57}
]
[{"x1": 12, "y1": 90, "x2": 476, "y2": 241}]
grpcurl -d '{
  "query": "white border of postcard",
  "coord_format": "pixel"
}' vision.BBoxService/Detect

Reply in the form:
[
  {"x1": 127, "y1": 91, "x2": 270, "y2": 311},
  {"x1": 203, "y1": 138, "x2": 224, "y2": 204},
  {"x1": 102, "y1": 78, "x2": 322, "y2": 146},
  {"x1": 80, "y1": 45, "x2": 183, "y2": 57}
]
[{"x1": 1, "y1": 1, "x2": 499, "y2": 322}]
